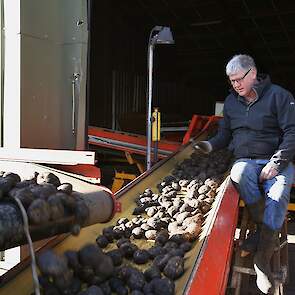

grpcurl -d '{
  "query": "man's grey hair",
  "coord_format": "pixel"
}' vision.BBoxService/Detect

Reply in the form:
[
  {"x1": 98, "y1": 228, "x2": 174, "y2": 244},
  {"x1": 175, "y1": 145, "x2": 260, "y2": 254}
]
[{"x1": 226, "y1": 54, "x2": 256, "y2": 76}]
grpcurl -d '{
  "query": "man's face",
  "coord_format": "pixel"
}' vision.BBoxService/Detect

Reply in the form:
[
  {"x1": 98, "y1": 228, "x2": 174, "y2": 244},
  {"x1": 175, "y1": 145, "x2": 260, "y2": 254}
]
[{"x1": 228, "y1": 68, "x2": 257, "y2": 97}]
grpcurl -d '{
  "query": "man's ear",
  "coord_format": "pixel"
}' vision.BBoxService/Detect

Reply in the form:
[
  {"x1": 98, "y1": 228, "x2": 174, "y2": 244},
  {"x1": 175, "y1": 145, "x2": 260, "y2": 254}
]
[{"x1": 251, "y1": 67, "x2": 257, "y2": 79}]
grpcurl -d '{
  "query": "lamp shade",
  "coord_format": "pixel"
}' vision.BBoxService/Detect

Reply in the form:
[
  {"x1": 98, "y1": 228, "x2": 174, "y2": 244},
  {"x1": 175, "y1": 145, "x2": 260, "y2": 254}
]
[{"x1": 152, "y1": 27, "x2": 174, "y2": 45}]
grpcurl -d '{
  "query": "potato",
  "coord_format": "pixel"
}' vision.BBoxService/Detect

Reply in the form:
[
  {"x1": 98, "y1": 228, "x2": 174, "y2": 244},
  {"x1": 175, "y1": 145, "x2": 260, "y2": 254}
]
[
  {"x1": 167, "y1": 221, "x2": 179, "y2": 233},
  {"x1": 74, "y1": 200, "x2": 89, "y2": 225},
  {"x1": 206, "y1": 189, "x2": 217, "y2": 198},
  {"x1": 54, "y1": 269, "x2": 73, "y2": 290},
  {"x1": 180, "y1": 241, "x2": 192, "y2": 252},
  {"x1": 144, "y1": 188, "x2": 153, "y2": 197},
  {"x1": 57, "y1": 183, "x2": 73, "y2": 195},
  {"x1": 171, "y1": 182, "x2": 181, "y2": 191},
  {"x1": 133, "y1": 249, "x2": 150, "y2": 264},
  {"x1": 169, "y1": 234, "x2": 186, "y2": 245},
  {"x1": 168, "y1": 248, "x2": 185, "y2": 257},
  {"x1": 144, "y1": 265, "x2": 161, "y2": 281},
  {"x1": 163, "y1": 256, "x2": 184, "y2": 279},
  {"x1": 140, "y1": 223, "x2": 151, "y2": 231},
  {"x1": 198, "y1": 184, "x2": 210, "y2": 195},
  {"x1": 149, "y1": 277, "x2": 175, "y2": 295},
  {"x1": 155, "y1": 229, "x2": 169, "y2": 246},
  {"x1": 79, "y1": 244, "x2": 103, "y2": 268},
  {"x1": 47, "y1": 194, "x2": 65, "y2": 220},
  {"x1": 153, "y1": 253, "x2": 172, "y2": 271},
  {"x1": 109, "y1": 277, "x2": 125, "y2": 292},
  {"x1": 179, "y1": 179, "x2": 189, "y2": 187},
  {"x1": 148, "y1": 245, "x2": 167, "y2": 258},
  {"x1": 113, "y1": 225, "x2": 125, "y2": 239},
  {"x1": 37, "y1": 172, "x2": 61, "y2": 187},
  {"x1": 183, "y1": 223, "x2": 202, "y2": 241},
  {"x1": 117, "y1": 217, "x2": 129, "y2": 225},
  {"x1": 9, "y1": 187, "x2": 35, "y2": 209},
  {"x1": 96, "y1": 235, "x2": 109, "y2": 248},
  {"x1": 179, "y1": 203, "x2": 194, "y2": 213},
  {"x1": 0, "y1": 177, "x2": 16, "y2": 197},
  {"x1": 145, "y1": 229, "x2": 157, "y2": 240},
  {"x1": 99, "y1": 281, "x2": 111, "y2": 295},
  {"x1": 3, "y1": 172, "x2": 21, "y2": 184},
  {"x1": 126, "y1": 269, "x2": 145, "y2": 290},
  {"x1": 28, "y1": 198, "x2": 51, "y2": 224},
  {"x1": 120, "y1": 242, "x2": 138, "y2": 258},
  {"x1": 30, "y1": 183, "x2": 57, "y2": 200},
  {"x1": 99, "y1": 229, "x2": 112, "y2": 243},
  {"x1": 176, "y1": 212, "x2": 191, "y2": 224},
  {"x1": 78, "y1": 285, "x2": 104, "y2": 295},
  {"x1": 64, "y1": 250, "x2": 80, "y2": 273},
  {"x1": 167, "y1": 205, "x2": 178, "y2": 217},
  {"x1": 106, "y1": 249, "x2": 123, "y2": 266},
  {"x1": 37, "y1": 250, "x2": 68, "y2": 277},
  {"x1": 93, "y1": 254, "x2": 114, "y2": 280},
  {"x1": 57, "y1": 192, "x2": 76, "y2": 212},
  {"x1": 116, "y1": 237, "x2": 130, "y2": 248},
  {"x1": 132, "y1": 227, "x2": 143, "y2": 239},
  {"x1": 200, "y1": 203, "x2": 211, "y2": 214}
]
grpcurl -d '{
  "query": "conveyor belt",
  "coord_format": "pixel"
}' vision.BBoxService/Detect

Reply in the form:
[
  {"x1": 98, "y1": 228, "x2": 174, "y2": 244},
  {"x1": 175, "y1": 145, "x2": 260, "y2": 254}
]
[
  {"x1": 88, "y1": 126, "x2": 181, "y2": 158},
  {"x1": 0, "y1": 130, "x2": 240, "y2": 295},
  {"x1": 0, "y1": 162, "x2": 115, "y2": 250}
]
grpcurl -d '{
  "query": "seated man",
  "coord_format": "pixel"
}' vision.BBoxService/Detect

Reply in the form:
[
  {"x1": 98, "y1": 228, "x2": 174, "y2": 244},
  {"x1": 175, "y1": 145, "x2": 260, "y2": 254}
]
[{"x1": 194, "y1": 54, "x2": 295, "y2": 294}]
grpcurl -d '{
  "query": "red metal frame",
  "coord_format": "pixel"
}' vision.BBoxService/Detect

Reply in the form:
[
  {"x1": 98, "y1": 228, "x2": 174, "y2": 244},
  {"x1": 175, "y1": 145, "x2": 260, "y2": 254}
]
[
  {"x1": 187, "y1": 180, "x2": 239, "y2": 294},
  {"x1": 88, "y1": 126, "x2": 181, "y2": 158},
  {"x1": 88, "y1": 115, "x2": 222, "y2": 159},
  {"x1": 182, "y1": 115, "x2": 222, "y2": 144},
  {"x1": 50, "y1": 164, "x2": 101, "y2": 181}
]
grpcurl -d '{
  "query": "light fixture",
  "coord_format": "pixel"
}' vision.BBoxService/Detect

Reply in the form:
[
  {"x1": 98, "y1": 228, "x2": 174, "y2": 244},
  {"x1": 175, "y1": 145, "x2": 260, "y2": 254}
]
[
  {"x1": 150, "y1": 26, "x2": 174, "y2": 44},
  {"x1": 146, "y1": 26, "x2": 174, "y2": 170}
]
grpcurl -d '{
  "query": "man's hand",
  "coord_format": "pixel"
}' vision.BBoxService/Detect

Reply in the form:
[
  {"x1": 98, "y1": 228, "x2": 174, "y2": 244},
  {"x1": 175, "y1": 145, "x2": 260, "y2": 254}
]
[
  {"x1": 191, "y1": 140, "x2": 212, "y2": 154},
  {"x1": 259, "y1": 163, "x2": 279, "y2": 182}
]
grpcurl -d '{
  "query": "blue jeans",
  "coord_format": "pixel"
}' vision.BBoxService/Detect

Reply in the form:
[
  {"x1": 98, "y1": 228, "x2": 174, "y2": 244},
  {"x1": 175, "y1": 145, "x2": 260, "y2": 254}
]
[{"x1": 230, "y1": 158, "x2": 294, "y2": 230}]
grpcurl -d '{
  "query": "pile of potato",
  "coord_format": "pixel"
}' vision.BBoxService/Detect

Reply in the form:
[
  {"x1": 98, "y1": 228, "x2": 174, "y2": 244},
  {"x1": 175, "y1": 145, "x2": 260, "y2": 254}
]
[
  {"x1": 0, "y1": 171, "x2": 89, "y2": 231},
  {"x1": 130, "y1": 149, "x2": 233, "y2": 240},
  {"x1": 36, "y1": 149, "x2": 232, "y2": 295}
]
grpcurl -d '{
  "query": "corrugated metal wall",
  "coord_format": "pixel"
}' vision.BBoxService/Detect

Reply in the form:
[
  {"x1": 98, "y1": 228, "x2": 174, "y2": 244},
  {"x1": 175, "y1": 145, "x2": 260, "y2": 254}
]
[
  {"x1": 88, "y1": 1, "x2": 215, "y2": 132},
  {"x1": 110, "y1": 70, "x2": 204, "y2": 133},
  {"x1": 111, "y1": 71, "x2": 146, "y2": 130}
]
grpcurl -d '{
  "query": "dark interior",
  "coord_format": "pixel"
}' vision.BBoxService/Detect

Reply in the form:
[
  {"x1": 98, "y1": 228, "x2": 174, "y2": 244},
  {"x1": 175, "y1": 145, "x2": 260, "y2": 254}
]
[{"x1": 88, "y1": 0, "x2": 295, "y2": 133}]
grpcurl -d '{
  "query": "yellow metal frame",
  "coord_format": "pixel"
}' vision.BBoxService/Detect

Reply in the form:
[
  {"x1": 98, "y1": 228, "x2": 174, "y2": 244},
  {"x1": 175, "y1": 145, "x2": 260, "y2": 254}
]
[
  {"x1": 124, "y1": 151, "x2": 145, "y2": 174},
  {"x1": 111, "y1": 171, "x2": 137, "y2": 193},
  {"x1": 152, "y1": 108, "x2": 160, "y2": 142}
]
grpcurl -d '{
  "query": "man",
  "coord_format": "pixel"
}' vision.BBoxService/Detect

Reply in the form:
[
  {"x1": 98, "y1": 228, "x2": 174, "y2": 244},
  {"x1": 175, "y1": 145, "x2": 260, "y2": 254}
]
[{"x1": 194, "y1": 54, "x2": 295, "y2": 294}]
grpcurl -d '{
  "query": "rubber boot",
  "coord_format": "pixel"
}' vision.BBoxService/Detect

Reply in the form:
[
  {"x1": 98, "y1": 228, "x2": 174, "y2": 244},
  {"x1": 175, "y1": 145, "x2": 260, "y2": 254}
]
[
  {"x1": 240, "y1": 224, "x2": 261, "y2": 254},
  {"x1": 240, "y1": 199, "x2": 265, "y2": 254},
  {"x1": 253, "y1": 224, "x2": 278, "y2": 294}
]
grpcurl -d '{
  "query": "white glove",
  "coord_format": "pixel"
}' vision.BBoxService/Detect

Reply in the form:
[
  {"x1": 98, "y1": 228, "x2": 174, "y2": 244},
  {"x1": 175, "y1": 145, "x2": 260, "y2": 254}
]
[
  {"x1": 259, "y1": 163, "x2": 279, "y2": 182},
  {"x1": 192, "y1": 140, "x2": 212, "y2": 154}
]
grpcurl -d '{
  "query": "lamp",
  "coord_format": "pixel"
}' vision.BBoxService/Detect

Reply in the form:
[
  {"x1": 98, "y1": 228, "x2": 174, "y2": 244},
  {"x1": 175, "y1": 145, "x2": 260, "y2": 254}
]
[{"x1": 146, "y1": 26, "x2": 174, "y2": 170}]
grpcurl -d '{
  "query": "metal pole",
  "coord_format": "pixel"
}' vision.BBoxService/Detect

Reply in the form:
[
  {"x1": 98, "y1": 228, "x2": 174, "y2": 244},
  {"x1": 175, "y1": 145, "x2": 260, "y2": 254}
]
[
  {"x1": 147, "y1": 43, "x2": 154, "y2": 170},
  {"x1": 154, "y1": 109, "x2": 159, "y2": 163},
  {"x1": 112, "y1": 70, "x2": 116, "y2": 130}
]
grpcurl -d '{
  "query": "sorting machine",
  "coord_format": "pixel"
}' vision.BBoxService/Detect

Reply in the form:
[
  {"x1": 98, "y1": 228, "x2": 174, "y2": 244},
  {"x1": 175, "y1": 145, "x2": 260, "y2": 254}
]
[
  {"x1": 0, "y1": 120, "x2": 241, "y2": 295},
  {"x1": 88, "y1": 115, "x2": 221, "y2": 159},
  {"x1": 88, "y1": 115, "x2": 222, "y2": 191}
]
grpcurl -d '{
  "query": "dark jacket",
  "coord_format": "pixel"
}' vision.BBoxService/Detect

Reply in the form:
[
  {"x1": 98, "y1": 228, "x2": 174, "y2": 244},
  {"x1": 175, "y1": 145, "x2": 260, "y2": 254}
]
[{"x1": 209, "y1": 75, "x2": 295, "y2": 171}]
